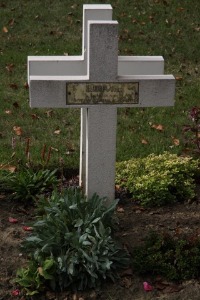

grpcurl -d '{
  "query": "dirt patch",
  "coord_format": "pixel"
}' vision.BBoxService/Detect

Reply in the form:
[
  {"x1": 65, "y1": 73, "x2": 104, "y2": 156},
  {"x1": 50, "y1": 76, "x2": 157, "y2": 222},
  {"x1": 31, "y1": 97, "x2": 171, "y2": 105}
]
[{"x1": 1, "y1": 185, "x2": 200, "y2": 299}]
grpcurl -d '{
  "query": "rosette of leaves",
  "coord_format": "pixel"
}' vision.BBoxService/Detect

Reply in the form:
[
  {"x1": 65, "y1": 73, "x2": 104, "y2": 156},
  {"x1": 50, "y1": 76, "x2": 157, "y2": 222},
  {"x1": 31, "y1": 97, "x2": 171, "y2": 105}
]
[
  {"x1": 0, "y1": 168, "x2": 58, "y2": 203},
  {"x1": 116, "y1": 152, "x2": 199, "y2": 207},
  {"x1": 16, "y1": 188, "x2": 129, "y2": 294}
]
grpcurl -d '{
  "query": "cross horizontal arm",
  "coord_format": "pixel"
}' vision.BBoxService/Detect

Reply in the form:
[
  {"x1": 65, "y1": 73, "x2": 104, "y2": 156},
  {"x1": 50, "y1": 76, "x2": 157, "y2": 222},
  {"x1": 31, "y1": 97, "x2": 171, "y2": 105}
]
[
  {"x1": 29, "y1": 74, "x2": 175, "y2": 108},
  {"x1": 28, "y1": 56, "x2": 164, "y2": 79}
]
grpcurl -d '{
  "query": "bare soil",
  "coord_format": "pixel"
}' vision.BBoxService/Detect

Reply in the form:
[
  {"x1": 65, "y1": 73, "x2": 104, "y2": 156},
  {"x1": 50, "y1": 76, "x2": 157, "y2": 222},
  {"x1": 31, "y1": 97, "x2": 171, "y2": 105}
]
[{"x1": 1, "y1": 183, "x2": 200, "y2": 300}]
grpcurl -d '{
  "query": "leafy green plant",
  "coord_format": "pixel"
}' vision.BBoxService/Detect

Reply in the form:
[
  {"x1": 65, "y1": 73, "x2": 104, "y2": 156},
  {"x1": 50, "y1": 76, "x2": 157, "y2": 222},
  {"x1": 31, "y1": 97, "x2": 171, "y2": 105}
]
[
  {"x1": 16, "y1": 189, "x2": 129, "y2": 294},
  {"x1": 131, "y1": 231, "x2": 200, "y2": 281},
  {"x1": 0, "y1": 168, "x2": 58, "y2": 203},
  {"x1": 16, "y1": 258, "x2": 55, "y2": 296},
  {"x1": 116, "y1": 152, "x2": 199, "y2": 207}
]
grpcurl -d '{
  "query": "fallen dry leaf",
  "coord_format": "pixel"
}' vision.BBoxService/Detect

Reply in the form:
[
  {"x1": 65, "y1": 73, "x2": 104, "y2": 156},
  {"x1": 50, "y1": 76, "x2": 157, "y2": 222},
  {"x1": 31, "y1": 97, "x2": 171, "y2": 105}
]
[
  {"x1": 115, "y1": 184, "x2": 121, "y2": 191},
  {"x1": 54, "y1": 129, "x2": 61, "y2": 135},
  {"x1": 175, "y1": 76, "x2": 183, "y2": 81},
  {"x1": 8, "y1": 217, "x2": 18, "y2": 224},
  {"x1": 8, "y1": 18, "x2": 14, "y2": 26},
  {"x1": 172, "y1": 137, "x2": 180, "y2": 146},
  {"x1": 151, "y1": 124, "x2": 164, "y2": 131},
  {"x1": 13, "y1": 126, "x2": 22, "y2": 136},
  {"x1": 132, "y1": 18, "x2": 137, "y2": 24},
  {"x1": 143, "y1": 281, "x2": 153, "y2": 291},
  {"x1": 51, "y1": 147, "x2": 59, "y2": 152},
  {"x1": 6, "y1": 63, "x2": 14, "y2": 72},
  {"x1": 141, "y1": 138, "x2": 149, "y2": 144},
  {"x1": 0, "y1": 164, "x2": 16, "y2": 172},
  {"x1": 71, "y1": 4, "x2": 77, "y2": 9},
  {"x1": 2, "y1": 26, "x2": 8, "y2": 33},
  {"x1": 45, "y1": 110, "x2": 53, "y2": 117},
  {"x1": 22, "y1": 226, "x2": 33, "y2": 231},
  {"x1": 176, "y1": 7, "x2": 184, "y2": 12},
  {"x1": 5, "y1": 110, "x2": 12, "y2": 114},
  {"x1": 11, "y1": 289, "x2": 20, "y2": 296},
  {"x1": 31, "y1": 113, "x2": 39, "y2": 119},
  {"x1": 149, "y1": 15, "x2": 154, "y2": 21},
  {"x1": 117, "y1": 207, "x2": 125, "y2": 213}
]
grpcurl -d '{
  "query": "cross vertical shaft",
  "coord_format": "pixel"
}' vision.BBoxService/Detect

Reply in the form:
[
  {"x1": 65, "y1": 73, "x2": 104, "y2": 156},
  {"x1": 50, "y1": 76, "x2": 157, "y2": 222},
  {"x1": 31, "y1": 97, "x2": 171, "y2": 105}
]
[{"x1": 83, "y1": 21, "x2": 118, "y2": 201}]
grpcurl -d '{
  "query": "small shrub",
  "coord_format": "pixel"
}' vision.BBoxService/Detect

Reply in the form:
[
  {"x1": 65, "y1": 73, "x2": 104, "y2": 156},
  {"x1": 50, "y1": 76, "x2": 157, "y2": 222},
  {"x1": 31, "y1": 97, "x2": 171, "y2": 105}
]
[
  {"x1": 116, "y1": 152, "x2": 199, "y2": 207},
  {"x1": 131, "y1": 231, "x2": 200, "y2": 281},
  {"x1": 16, "y1": 189, "x2": 129, "y2": 294},
  {"x1": 0, "y1": 168, "x2": 58, "y2": 203}
]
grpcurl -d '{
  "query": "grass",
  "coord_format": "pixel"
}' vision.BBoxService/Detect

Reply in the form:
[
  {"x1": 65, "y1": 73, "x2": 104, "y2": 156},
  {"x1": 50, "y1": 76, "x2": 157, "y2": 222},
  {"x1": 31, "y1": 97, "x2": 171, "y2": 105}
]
[{"x1": 0, "y1": 0, "x2": 200, "y2": 169}]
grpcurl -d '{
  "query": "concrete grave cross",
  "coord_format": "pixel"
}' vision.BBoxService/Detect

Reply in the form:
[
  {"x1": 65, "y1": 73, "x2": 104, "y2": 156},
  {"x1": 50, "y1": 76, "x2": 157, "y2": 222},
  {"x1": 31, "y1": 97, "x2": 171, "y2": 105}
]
[{"x1": 28, "y1": 4, "x2": 175, "y2": 203}]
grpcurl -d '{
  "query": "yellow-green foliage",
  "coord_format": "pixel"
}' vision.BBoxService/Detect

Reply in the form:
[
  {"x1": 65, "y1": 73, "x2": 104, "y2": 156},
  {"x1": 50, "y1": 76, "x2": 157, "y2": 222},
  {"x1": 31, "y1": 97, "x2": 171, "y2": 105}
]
[{"x1": 116, "y1": 152, "x2": 199, "y2": 207}]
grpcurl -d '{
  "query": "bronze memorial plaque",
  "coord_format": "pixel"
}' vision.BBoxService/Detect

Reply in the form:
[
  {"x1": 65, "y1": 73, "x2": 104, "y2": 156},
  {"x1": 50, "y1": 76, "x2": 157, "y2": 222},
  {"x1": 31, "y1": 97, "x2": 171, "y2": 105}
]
[{"x1": 66, "y1": 82, "x2": 139, "y2": 105}]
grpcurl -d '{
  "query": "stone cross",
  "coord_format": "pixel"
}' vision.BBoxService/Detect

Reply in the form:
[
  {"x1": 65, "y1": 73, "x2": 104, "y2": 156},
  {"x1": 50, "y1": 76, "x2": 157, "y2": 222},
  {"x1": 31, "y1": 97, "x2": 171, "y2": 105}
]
[{"x1": 28, "y1": 4, "x2": 175, "y2": 203}]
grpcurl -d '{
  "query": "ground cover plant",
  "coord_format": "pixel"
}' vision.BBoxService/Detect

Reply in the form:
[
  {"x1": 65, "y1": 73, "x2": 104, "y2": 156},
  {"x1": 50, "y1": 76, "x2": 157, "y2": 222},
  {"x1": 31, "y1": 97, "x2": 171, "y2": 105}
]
[
  {"x1": 131, "y1": 231, "x2": 200, "y2": 281},
  {"x1": 0, "y1": 168, "x2": 58, "y2": 203}
]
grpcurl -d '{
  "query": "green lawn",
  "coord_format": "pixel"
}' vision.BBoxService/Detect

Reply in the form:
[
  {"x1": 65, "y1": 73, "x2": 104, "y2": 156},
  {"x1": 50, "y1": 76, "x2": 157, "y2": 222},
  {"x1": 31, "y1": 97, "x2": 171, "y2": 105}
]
[{"x1": 0, "y1": 0, "x2": 199, "y2": 169}]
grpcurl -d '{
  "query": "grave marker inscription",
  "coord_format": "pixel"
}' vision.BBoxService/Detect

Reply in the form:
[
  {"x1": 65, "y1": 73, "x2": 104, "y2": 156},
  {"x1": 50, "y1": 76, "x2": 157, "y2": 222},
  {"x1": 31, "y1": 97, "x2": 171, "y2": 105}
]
[
  {"x1": 66, "y1": 82, "x2": 139, "y2": 105},
  {"x1": 28, "y1": 4, "x2": 175, "y2": 203}
]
